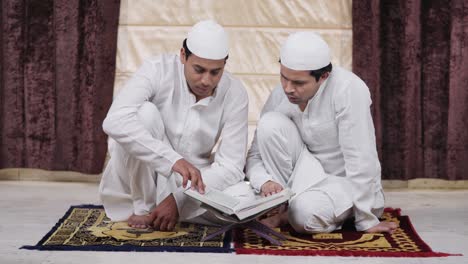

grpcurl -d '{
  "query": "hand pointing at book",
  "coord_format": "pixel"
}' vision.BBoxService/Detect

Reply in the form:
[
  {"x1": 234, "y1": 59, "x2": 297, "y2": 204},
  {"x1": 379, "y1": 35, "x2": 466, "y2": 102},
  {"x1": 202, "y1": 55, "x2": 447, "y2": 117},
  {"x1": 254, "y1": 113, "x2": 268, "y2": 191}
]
[{"x1": 172, "y1": 159, "x2": 205, "y2": 194}]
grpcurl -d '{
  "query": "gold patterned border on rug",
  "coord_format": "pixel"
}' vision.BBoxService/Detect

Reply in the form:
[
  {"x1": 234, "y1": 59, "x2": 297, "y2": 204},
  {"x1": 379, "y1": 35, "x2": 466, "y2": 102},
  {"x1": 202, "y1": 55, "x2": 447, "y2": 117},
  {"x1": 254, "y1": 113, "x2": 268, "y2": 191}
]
[
  {"x1": 22, "y1": 205, "x2": 232, "y2": 252},
  {"x1": 234, "y1": 208, "x2": 460, "y2": 257}
]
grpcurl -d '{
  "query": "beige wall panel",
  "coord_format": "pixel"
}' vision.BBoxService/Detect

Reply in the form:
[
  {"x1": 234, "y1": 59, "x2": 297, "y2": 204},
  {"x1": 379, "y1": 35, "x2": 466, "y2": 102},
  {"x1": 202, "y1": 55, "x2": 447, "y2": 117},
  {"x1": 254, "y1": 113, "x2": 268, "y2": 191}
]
[
  {"x1": 116, "y1": 27, "x2": 352, "y2": 74},
  {"x1": 116, "y1": 26, "x2": 187, "y2": 74},
  {"x1": 120, "y1": 0, "x2": 351, "y2": 28},
  {"x1": 236, "y1": 74, "x2": 279, "y2": 122}
]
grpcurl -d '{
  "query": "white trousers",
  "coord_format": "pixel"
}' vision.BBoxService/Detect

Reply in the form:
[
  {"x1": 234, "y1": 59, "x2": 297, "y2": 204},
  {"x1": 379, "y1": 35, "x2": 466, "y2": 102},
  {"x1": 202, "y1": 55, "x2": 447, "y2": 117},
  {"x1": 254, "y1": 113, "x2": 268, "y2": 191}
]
[
  {"x1": 99, "y1": 102, "x2": 254, "y2": 225},
  {"x1": 256, "y1": 112, "x2": 354, "y2": 233}
]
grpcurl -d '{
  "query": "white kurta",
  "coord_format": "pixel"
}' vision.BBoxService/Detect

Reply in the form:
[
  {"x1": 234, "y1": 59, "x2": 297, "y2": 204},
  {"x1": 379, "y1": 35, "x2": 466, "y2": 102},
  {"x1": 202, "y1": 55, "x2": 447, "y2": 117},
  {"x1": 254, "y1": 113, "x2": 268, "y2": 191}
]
[
  {"x1": 247, "y1": 66, "x2": 383, "y2": 231},
  {"x1": 100, "y1": 54, "x2": 249, "y2": 221}
]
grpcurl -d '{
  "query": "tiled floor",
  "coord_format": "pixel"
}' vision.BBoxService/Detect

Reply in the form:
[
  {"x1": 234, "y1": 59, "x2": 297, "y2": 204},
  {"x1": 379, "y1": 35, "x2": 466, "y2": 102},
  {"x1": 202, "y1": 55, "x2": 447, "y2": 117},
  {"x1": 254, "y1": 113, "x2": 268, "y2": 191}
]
[{"x1": 0, "y1": 181, "x2": 466, "y2": 264}]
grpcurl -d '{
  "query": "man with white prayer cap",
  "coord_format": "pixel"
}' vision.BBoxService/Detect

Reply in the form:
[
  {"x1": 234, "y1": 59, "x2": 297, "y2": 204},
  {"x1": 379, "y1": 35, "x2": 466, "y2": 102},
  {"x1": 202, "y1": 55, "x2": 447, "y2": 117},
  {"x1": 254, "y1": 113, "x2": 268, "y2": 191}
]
[
  {"x1": 246, "y1": 32, "x2": 398, "y2": 234},
  {"x1": 99, "y1": 20, "x2": 253, "y2": 231}
]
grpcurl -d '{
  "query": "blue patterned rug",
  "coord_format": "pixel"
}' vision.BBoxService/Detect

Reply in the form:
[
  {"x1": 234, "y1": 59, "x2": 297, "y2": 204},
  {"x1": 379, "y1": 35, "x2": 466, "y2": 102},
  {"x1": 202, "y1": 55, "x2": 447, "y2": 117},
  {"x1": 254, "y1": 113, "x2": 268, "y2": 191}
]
[{"x1": 21, "y1": 205, "x2": 232, "y2": 253}]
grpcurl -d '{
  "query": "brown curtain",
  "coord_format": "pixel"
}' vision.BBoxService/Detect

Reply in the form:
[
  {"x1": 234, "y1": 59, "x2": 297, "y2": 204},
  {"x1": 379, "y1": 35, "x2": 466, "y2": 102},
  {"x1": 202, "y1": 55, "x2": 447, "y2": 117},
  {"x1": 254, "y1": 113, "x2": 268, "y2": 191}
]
[
  {"x1": 0, "y1": 0, "x2": 120, "y2": 174},
  {"x1": 353, "y1": 0, "x2": 468, "y2": 180}
]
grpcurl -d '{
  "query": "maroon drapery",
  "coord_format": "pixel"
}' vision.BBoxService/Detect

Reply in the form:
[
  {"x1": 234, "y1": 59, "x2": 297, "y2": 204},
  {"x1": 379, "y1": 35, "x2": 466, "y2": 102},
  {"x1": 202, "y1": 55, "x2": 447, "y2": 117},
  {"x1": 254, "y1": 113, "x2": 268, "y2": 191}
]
[
  {"x1": 353, "y1": 0, "x2": 468, "y2": 180},
  {"x1": 0, "y1": 0, "x2": 120, "y2": 174}
]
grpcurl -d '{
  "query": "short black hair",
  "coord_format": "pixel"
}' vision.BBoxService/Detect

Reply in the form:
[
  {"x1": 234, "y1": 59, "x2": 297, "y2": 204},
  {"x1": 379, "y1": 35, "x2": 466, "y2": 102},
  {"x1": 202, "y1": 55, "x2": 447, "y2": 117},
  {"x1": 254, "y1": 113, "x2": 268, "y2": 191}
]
[
  {"x1": 182, "y1": 39, "x2": 193, "y2": 59},
  {"x1": 278, "y1": 59, "x2": 332, "y2": 81},
  {"x1": 310, "y1": 63, "x2": 332, "y2": 82},
  {"x1": 182, "y1": 38, "x2": 229, "y2": 60}
]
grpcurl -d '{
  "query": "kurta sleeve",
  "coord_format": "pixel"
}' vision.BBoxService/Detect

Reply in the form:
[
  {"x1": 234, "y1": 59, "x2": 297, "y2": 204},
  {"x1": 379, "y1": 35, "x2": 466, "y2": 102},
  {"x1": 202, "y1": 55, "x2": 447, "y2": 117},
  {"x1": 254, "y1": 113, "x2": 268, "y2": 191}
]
[
  {"x1": 199, "y1": 80, "x2": 249, "y2": 191},
  {"x1": 246, "y1": 86, "x2": 283, "y2": 192},
  {"x1": 334, "y1": 78, "x2": 382, "y2": 231},
  {"x1": 102, "y1": 59, "x2": 183, "y2": 177}
]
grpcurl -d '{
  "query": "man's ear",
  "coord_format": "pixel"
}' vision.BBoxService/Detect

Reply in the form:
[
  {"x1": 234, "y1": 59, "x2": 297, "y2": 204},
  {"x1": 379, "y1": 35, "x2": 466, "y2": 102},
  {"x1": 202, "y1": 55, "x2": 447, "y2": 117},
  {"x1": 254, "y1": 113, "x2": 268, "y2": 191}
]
[
  {"x1": 180, "y1": 48, "x2": 186, "y2": 64},
  {"x1": 321, "y1": 72, "x2": 330, "y2": 81}
]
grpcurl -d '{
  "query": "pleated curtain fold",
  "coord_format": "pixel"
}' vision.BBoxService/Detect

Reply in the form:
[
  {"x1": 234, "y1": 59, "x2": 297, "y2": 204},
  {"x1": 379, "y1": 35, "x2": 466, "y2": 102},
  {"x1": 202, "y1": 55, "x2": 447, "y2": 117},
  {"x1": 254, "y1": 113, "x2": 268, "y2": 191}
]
[
  {"x1": 353, "y1": 0, "x2": 468, "y2": 180},
  {"x1": 0, "y1": 0, "x2": 120, "y2": 174}
]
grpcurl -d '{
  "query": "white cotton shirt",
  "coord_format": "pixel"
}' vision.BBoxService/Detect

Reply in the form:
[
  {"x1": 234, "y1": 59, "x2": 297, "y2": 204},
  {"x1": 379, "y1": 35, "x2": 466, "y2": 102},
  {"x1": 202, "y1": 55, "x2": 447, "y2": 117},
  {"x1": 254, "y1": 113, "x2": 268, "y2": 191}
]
[
  {"x1": 247, "y1": 66, "x2": 382, "y2": 231},
  {"x1": 102, "y1": 54, "x2": 249, "y2": 200}
]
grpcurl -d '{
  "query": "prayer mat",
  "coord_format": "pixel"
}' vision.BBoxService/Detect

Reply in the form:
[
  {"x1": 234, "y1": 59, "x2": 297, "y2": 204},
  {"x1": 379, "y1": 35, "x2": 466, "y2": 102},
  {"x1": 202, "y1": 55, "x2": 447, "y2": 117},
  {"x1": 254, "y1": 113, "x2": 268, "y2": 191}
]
[
  {"x1": 21, "y1": 205, "x2": 232, "y2": 253},
  {"x1": 234, "y1": 208, "x2": 461, "y2": 257}
]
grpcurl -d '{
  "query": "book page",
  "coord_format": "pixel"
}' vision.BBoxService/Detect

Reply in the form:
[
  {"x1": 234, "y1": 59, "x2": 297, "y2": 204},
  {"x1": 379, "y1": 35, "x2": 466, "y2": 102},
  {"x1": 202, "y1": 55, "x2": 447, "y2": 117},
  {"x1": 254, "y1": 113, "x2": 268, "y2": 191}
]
[
  {"x1": 184, "y1": 187, "x2": 240, "y2": 215},
  {"x1": 233, "y1": 189, "x2": 293, "y2": 220},
  {"x1": 234, "y1": 189, "x2": 292, "y2": 211},
  {"x1": 202, "y1": 188, "x2": 240, "y2": 208},
  {"x1": 185, "y1": 187, "x2": 294, "y2": 222}
]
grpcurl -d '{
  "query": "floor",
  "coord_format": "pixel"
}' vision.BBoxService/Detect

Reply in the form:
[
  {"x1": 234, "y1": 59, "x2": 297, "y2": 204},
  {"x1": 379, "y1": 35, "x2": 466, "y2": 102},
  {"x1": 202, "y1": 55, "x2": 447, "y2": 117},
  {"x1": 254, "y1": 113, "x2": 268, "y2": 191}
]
[{"x1": 0, "y1": 181, "x2": 466, "y2": 264}]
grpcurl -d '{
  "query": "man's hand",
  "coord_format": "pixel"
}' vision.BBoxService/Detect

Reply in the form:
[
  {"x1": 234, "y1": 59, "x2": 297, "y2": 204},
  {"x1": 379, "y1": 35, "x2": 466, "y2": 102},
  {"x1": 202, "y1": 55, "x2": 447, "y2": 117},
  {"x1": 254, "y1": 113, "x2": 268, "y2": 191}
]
[
  {"x1": 150, "y1": 194, "x2": 179, "y2": 231},
  {"x1": 364, "y1": 221, "x2": 398, "y2": 234},
  {"x1": 261, "y1": 180, "x2": 283, "y2": 197},
  {"x1": 172, "y1": 158, "x2": 205, "y2": 194}
]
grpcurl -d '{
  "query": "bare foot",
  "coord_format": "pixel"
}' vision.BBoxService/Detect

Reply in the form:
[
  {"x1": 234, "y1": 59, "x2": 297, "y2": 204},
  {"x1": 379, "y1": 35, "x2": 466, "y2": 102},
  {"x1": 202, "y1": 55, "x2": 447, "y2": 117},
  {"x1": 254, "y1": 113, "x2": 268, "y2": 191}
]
[
  {"x1": 365, "y1": 221, "x2": 399, "y2": 234},
  {"x1": 128, "y1": 214, "x2": 153, "y2": 229},
  {"x1": 260, "y1": 210, "x2": 289, "y2": 229}
]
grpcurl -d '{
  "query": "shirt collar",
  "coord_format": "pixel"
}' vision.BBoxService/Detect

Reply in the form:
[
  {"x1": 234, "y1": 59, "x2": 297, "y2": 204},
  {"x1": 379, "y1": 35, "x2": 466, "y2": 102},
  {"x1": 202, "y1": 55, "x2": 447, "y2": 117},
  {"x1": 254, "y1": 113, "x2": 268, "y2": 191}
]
[{"x1": 291, "y1": 69, "x2": 332, "y2": 113}]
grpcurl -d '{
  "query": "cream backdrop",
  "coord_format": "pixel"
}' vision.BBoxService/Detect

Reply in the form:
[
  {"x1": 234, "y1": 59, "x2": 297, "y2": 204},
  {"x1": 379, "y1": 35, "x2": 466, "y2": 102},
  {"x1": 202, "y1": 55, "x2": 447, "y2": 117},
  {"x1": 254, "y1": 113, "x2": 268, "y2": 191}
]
[{"x1": 115, "y1": 0, "x2": 352, "y2": 145}]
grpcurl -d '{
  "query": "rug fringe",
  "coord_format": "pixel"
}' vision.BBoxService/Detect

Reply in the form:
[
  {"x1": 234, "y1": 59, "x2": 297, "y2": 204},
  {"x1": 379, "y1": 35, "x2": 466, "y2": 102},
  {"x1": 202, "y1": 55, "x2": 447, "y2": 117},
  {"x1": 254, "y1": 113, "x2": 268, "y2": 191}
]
[
  {"x1": 234, "y1": 248, "x2": 462, "y2": 257},
  {"x1": 21, "y1": 244, "x2": 233, "y2": 253}
]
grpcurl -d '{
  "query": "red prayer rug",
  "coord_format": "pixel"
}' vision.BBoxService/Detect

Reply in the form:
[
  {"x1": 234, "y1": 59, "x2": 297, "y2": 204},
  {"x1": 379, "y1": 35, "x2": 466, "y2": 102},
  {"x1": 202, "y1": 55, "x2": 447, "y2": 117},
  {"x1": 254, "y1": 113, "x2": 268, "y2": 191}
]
[{"x1": 234, "y1": 208, "x2": 461, "y2": 257}]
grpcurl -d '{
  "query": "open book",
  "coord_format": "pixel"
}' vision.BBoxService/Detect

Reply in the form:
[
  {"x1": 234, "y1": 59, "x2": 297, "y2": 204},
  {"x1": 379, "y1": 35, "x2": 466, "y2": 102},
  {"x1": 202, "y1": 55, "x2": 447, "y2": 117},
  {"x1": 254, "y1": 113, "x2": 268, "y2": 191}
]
[{"x1": 184, "y1": 187, "x2": 294, "y2": 222}]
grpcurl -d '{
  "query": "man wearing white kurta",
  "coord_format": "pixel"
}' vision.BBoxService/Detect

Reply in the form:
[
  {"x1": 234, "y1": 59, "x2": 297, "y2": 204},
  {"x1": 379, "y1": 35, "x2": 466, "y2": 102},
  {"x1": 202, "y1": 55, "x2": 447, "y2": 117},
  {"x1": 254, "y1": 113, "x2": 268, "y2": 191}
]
[
  {"x1": 99, "y1": 20, "x2": 253, "y2": 231},
  {"x1": 246, "y1": 32, "x2": 398, "y2": 234}
]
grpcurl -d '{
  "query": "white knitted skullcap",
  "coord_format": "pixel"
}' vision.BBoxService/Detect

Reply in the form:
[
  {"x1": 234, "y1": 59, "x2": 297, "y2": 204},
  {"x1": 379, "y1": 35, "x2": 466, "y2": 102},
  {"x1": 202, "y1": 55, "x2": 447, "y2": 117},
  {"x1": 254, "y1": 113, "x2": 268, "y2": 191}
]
[
  {"x1": 280, "y1": 32, "x2": 331, "y2": 70},
  {"x1": 186, "y1": 20, "x2": 229, "y2": 60}
]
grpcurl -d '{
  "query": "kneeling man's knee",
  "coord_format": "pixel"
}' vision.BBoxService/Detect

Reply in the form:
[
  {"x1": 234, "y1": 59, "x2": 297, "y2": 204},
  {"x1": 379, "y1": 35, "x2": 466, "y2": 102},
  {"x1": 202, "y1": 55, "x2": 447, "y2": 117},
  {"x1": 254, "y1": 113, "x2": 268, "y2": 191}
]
[
  {"x1": 137, "y1": 102, "x2": 165, "y2": 138},
  {"x1": 257, "y1": 112, "x2": 292, "y2": 141},
  {"x1": 288, "y1": 191, "x2": 337, "y2": 234}
]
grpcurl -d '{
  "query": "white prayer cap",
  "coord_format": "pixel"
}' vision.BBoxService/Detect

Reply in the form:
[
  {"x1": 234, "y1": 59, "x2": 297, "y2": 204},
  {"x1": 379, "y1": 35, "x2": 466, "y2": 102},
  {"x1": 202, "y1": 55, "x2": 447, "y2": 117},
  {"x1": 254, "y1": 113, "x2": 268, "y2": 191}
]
[
  {"x1": 186, "y1": 20, "x2": 229, "y2": 60},
  {"x1": 280, "y1": 32, "x2": 331, "y2": 71}
]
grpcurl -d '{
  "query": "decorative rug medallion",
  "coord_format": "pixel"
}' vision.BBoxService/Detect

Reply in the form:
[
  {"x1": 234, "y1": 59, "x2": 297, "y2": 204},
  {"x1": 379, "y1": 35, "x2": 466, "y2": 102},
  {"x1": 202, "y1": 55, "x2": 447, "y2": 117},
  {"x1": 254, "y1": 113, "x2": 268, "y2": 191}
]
[
  {"x1": 233, "y1": 208, "x2": 460, "y2": 257},
  {"x1": 21, "y1": 205, "x2": 231, "y2": 252}
]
